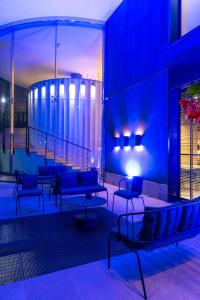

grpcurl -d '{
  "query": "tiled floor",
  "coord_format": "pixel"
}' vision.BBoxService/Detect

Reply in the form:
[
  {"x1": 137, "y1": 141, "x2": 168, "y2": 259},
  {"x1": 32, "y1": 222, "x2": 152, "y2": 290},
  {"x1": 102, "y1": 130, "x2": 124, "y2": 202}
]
[{"x1": 0, "y1": 183, "x2": 200, "y2": 299}]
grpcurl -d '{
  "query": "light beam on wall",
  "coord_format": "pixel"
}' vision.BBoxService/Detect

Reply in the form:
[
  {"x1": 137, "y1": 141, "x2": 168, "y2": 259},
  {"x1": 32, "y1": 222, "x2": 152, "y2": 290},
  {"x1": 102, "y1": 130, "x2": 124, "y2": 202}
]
[
  {"x1": 69, "y1": 82, "x2": 76, "y2": 100},
  {"x1": 50, "y1": 84, "x2": 55, "y2": 98},
  {"x1": 80, "y1": 83, "x2": 86, "y2": 99},
  {"x1": 91, "y1": 83, "x2": 96, "y2": 100},
  {"x1": 34, "y1": 88, "x2": 38, "y2": 100},
  {"x1": 41, "y1": 86, "x2": 46, "y2": 100},
  {"x1": 59, "y1": 84, "x2": 65, "y2": 99}
]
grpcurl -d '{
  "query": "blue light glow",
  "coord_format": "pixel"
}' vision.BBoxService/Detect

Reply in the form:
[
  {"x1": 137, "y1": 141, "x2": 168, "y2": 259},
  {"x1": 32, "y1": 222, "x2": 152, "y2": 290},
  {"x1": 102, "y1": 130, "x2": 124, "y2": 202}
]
[
  {"x1": 124, "y1": 146, "x2": 131, "y2": 151},
  {"x1": 135, "y1": 145, "x2": 144, "y2": 152},
  {"x1": 1, "y1": 97, "x2": 6, "y2": 103},
  {"x1": 114, "y1": 146, "x2": 120, "y2": 152},
  {"x1": 125, "y1": 159, "x2": 141, "y2": 177}
]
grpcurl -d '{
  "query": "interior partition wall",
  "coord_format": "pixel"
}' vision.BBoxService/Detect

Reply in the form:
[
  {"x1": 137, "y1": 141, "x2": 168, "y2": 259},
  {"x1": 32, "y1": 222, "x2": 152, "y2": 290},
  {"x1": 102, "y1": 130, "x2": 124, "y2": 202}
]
[{"x1": 0, "y1": 19, "x2": 103, "y2": 173}]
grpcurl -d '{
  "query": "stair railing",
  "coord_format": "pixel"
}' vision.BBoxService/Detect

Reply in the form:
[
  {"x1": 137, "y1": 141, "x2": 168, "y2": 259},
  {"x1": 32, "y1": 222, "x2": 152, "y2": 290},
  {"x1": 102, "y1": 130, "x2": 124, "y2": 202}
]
[{"x1": 26, "y1": 126, "x2": 91, "y2": 170}]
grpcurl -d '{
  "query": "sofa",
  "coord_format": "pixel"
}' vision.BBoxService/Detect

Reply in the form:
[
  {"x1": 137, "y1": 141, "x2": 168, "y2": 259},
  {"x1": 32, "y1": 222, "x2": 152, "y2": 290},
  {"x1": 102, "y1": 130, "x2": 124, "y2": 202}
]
[
  {"x1": 108, "y1": 199, "x2": 200, "y2": 299},
  {"x1": 57, "y1": 170, "x2": 108, "y2": 210}
]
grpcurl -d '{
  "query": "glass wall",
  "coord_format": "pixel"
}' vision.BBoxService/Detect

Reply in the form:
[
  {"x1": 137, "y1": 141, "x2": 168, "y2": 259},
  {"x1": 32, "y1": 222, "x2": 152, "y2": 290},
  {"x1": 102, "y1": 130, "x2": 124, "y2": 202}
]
[
  {"x1": 180, "y1": 83, "x2": 200, "y2": 200},
  {"x1": 0, "y1": 21, "x2": 103, "y2": 174},
  {"x1": 181, "y1": 0, "x2": 200, "y2": 35}
]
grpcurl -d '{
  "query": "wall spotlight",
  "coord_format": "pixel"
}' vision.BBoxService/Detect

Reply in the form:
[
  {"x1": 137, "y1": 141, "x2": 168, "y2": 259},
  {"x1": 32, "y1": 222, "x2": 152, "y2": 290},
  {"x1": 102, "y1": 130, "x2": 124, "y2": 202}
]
[
  {"x1": 135, "y1": 135, "x2": 143, "y2": 152},
  {"x1": 114, "y1": 137, "x2": 120, "y2": 147},
  {"x1": 114, "y1": 137, "x2": 120, "y2": 152},
  {"x1": 135, "y1": 135, "x2": 142, "y2": 146},
  {"x1": 124, "y1": 136, "x2": 130, "y2": 151}
]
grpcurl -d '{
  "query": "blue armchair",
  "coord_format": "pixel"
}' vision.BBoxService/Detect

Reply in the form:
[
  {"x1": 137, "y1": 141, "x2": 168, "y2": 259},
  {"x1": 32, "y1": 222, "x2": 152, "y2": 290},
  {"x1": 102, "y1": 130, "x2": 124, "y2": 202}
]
[
  {"x1": 15, "y1": 174, "x2": 44, "y2": 215},
  {"x1": 112, "y1": 176, "x2": 145, "y2": 213}
]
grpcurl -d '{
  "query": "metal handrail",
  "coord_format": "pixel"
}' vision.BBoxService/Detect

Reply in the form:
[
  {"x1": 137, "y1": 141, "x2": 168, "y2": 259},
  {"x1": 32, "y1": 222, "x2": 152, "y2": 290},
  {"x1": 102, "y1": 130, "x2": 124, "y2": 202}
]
[
  {"x1": 28, "y1": 126, "x2": 91, "y2": 152},
  {"x1": 26, "y1": 126, "x2": 91, "y2": 169}
]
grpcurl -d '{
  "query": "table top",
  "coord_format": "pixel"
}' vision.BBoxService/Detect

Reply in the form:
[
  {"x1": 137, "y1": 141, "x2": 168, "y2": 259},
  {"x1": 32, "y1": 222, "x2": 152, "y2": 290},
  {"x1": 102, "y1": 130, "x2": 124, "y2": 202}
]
[{"x1": 67, "y1": 196, "x2": 107, "y2": 208}]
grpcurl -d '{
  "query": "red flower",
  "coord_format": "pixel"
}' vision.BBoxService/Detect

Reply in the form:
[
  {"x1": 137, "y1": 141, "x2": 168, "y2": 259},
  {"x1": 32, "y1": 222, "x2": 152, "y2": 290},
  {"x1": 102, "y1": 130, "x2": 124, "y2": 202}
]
[{"x1": 180, "y1": 97, "x2": 200, "y2": 124}]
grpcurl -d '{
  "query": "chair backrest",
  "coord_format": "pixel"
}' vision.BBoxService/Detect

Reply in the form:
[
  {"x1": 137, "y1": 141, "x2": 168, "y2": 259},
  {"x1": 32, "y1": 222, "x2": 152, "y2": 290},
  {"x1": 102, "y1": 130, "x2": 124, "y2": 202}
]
[
  {"x1": 78, "y1": 170, "x2": 98, "y2": 186},
  {"x1": 51, "y1": 165, "x2": 66, "y2": 175},
  {"x1": 131, "y1": 176, "x2": 143, "y2": 194},
  {"x1": 21, "y1": 175, "x2": 38, "y2": 189},
  {"x1": 15, "y1": 170, "x2": 25, "y2": 184},
  {"x1": 138, "y1": 200, "x2": 200, "y2": 241},
  {"x1": 58, "y1": 173, "x2": 78, "y2": 188},
  {"x1": 38, "y1": 166, "x2": 53, "y2": 176}
]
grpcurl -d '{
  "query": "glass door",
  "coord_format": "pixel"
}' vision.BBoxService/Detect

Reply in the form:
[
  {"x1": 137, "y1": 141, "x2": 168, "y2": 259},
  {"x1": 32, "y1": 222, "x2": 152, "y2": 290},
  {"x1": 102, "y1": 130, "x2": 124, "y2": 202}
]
[{"x1": 180, "y1": 84, "x2": 200, "y2": 200}]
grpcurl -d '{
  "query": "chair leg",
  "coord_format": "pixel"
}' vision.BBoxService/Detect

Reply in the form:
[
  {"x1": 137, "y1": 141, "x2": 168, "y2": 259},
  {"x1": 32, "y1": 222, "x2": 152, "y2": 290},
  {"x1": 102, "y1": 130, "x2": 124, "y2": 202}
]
[
  {"x1": 134, "y1": 251, "x2": 147, "y2": 300},
  {"x1": 60, "y1": 194, "x2": 62, "y2": 213},
  {"x1": 131, "y1": 198, "x2": 134, "y2": 210},
  {"x1": 108, "y1": 237, "x2": 111, "y2": 269},
  {"x1": 126, "y1": 199, "x2": 128, "y2": 214},
  {"x1": 42, "y1": 195, "x2": 44, "y2": 213},
  {"x1": 112, "y1": 194, "x2": 115, "y2": 212},
  {"x1": 106, "y1": 190, "x2": 109, "y2": 206},
  {"x1": 16, "y1": 197, "x2": 18, "y2": 216},
  {"x1": 140, "y1": 196, "x2": 145, "y2": 210}
]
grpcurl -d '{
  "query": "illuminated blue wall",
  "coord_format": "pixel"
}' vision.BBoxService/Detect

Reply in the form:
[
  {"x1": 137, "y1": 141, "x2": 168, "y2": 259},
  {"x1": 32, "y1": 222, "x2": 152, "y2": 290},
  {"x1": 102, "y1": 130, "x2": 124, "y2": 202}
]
[
  {"x1": 104, "y1": 0, "x2": 169, "y2": 184},
  {"x1": 104, "y1": 0, "x2": 200, "y2": 191}
]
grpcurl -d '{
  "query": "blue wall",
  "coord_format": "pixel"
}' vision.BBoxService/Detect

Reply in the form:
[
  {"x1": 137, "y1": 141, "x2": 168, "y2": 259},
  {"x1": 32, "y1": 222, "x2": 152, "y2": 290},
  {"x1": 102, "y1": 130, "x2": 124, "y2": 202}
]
[{"x1": 104, "y1": 0, "x2": 200, "y2": 192}]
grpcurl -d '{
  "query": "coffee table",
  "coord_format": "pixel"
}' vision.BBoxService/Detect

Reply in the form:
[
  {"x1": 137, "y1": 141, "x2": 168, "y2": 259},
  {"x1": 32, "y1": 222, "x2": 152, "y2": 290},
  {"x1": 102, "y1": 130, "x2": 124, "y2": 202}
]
[{"x1": 67, "y1": 195, "x2": 107, "y2": 228}]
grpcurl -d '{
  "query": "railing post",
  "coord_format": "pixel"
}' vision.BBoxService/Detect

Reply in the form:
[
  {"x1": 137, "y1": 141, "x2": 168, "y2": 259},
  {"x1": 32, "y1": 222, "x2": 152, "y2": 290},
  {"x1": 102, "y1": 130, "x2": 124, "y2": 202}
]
[
  {"x1": 65, "y1": 141, "x2": 67, "y2": 165},
  {"x1": 2, "y1": 112, "x2": 6, "y2": 154},
  {"x1": 54, "y1": 136, "x2": 56, "y2": 162},
  {"x1": 26, "y1": 126, "x2": 30, "y2": 156},
  {"x1": 45, "y1": 133, "x2": 48, "y2": 165}
]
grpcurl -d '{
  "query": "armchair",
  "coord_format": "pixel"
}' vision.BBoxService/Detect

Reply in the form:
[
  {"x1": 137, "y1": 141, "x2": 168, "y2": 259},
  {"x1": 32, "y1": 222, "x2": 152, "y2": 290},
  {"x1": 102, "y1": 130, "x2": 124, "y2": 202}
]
[
  {"x1": 15, "y1": 174, "x2": 44, "y2": 215},
  {"x1": 112, "y1": 176, "x2": 145, "y2": 213}
]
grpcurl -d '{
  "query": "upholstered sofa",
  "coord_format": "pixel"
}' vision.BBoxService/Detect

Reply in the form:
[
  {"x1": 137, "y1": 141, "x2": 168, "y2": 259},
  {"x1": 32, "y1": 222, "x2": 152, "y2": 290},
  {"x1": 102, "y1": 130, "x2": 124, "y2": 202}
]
[
  {"x1": 108, "y1": 199, "x2": 200, "y2": 299},
  {"x1": 57, "y1": 170, "x2": 108, "y2": 210}
]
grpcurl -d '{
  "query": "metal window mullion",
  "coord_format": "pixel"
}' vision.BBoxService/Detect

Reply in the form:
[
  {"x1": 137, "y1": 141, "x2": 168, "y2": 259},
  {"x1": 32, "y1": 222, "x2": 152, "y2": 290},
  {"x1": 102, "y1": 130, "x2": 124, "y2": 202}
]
[{"x1": 9, "y1": 30, "x2": 15, "y2": 173}]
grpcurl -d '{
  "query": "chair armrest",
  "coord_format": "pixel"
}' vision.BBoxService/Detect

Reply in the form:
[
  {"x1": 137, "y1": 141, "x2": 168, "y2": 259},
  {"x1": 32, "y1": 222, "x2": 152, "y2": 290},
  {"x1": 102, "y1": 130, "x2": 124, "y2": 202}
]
[{"x1": 119, "y1": 178, "x2": 126, "y2": 190}]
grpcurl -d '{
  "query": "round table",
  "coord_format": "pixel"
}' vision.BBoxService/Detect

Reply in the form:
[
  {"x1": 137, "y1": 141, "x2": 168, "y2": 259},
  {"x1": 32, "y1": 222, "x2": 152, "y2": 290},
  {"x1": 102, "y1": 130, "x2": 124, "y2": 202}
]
[{"x1": 67, "y1": 196, "x2": 107, "y2": 228}]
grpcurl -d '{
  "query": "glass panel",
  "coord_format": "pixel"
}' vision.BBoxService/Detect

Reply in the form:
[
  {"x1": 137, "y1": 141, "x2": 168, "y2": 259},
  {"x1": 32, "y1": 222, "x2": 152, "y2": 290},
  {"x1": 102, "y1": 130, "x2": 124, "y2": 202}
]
[
  {"x1": 181, "y1": 0, "x2": 200, "y2": 35},
  {"x1": 192, "y1": 121, "x2": 200, "y2": 198},
  {"x1": 180, "y1": 85, "x2": 200, "y2": 200},
  {"x1": 0, "y1": 33, "x2": 11, "y2": 173},
  {"x1": 14, "y1": 26, "x2": 55, "y2": 167}
]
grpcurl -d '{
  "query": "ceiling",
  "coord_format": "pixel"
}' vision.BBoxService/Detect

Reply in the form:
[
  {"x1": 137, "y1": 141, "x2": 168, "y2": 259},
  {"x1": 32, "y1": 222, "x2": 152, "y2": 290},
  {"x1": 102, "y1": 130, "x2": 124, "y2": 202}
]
[
  {"x1": 0, "y1": 0, "x2": 123, "y2": 27},
  {"x1": 0, "y1": 0, "x2": 123, "y2": 88},
  {"x1": 0, "y1": 26, "x2": 103, "y2": 87}
]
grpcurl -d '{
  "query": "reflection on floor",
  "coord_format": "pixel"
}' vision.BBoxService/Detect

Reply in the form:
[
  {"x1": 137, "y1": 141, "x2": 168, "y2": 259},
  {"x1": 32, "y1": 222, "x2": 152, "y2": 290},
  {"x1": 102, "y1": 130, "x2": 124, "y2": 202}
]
[{"x1": 0, "y1": 183, "x2": 199, "y2": 299}]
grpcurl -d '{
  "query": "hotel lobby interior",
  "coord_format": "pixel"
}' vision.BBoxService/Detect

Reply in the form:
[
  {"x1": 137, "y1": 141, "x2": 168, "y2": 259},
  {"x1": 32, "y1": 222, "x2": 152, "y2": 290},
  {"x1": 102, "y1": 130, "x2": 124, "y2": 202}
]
[{"x1": 0, "y1": 0, "x2": 200, "y2": 299}]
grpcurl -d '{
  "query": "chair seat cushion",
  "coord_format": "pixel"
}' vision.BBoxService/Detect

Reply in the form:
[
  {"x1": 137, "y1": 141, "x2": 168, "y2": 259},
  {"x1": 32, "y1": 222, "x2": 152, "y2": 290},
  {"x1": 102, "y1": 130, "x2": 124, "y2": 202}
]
[
  {"x1": 18, "y1": 189, "x2": 43, "y2": 197},
  {"x1": 114, "y1": 190, "x2": 140, "y2": 199},
  {"x1": 60, "y1": 184, "x2": 107, "y2": 195}
]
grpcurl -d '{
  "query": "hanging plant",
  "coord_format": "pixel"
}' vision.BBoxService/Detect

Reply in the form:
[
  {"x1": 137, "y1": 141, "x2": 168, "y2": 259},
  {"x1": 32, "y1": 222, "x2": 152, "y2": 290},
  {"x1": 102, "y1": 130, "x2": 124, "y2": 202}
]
[{"x1": 179, "y1": 97, "x2": 200, "y2": 124}]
